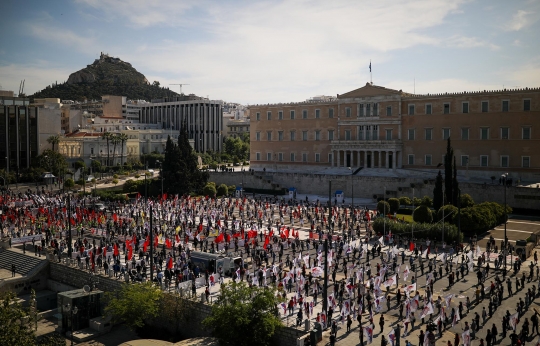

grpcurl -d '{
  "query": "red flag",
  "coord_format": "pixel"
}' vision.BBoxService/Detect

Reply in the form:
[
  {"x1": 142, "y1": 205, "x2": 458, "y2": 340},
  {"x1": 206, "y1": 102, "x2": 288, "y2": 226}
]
[
  {"x1": 70, "y1": 217, "x2": 75, "y2": 226},
  {"x1": 113, "y1": 213, "x2": 118, "y2": 222},
  {"x1": 226, "y1": 234, "x2": 231, "y2": 243},
  {"x1": 215, "y1": 233, "x2": 224, "y2": 243},
  {"x1": 409, "y1": 241, "x2": 415, "y2": 251},
  {"x1": 309, "y1": 231, "x2": 313, "y2": 239},
  {"x1": 143, "y1": 239, "x2": 148, "y2": 253},
  {"x1": 264, "y1": 236, "x2": 269, "y2": 248},
  {"x1": 154, "y1": 235, "x2": 159, "y2": 248},
  {"x1": 167, "y1": 257, "x2": 173, "y2": 270},
  {"x1": 165, "y1": 238, "x2": 172, "y2": 249},
  {"x1": 175, "y1": 234, "x2": 180, "y2": 243},
  {"x1": 128, "y1": 246, "x2": 133, "y2": 260},
  {"x1": 113, "y1": 243, "x2": 119, "y2": 256}
]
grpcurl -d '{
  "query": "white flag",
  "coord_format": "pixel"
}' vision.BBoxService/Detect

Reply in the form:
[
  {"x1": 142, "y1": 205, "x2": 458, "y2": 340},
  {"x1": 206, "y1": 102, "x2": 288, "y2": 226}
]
[
  {"x1": 509, "y1": 312, "x2": 519, "y2": 330},
  {"x1": 420, "y1": 302, "x2": 434, "y2": 319},
  {"x1": 379, "y1": 236, "x2": 384, "y2": 245},
  {"x1": 462, "y1": 330, "x2": 471, "y2": 346}
]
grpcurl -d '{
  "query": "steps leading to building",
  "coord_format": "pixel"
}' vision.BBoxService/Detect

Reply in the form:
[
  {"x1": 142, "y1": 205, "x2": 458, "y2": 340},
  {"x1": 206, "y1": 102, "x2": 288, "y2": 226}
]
[{"x1": 0, "y1": 248, "x2": 46, "y2": 276}]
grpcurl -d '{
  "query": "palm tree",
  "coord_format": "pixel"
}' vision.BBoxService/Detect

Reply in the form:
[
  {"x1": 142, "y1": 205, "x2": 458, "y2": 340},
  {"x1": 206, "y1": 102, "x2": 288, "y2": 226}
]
[
  {"x1": 111, "y1": 134, "x2": 121, "y2": 167},
  {"x1": 117, "y1": 133, "x2": 129, "y2": 166},
  {"x1": 101, "y1": 132, "x2": 111, "y2": 167},
  {"x1": 47, "y1": 135, "x2": 60, "y2": 152}
]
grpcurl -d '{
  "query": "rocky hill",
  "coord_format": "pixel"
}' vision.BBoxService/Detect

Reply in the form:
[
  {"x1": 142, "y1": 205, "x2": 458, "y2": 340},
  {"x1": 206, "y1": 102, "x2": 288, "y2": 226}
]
[{"x1": 30, "y1": 53, "x2": 179, "y2": 101}]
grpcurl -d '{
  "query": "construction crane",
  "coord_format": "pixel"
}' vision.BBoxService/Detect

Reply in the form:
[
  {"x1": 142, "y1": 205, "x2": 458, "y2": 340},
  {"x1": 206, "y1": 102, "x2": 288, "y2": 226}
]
[
  {"x1": 18, "y1": 80, "x2": 25, "y2": 97},
  {"x1": 170, "y1": 83, "x2": 190, "y2": 94}
]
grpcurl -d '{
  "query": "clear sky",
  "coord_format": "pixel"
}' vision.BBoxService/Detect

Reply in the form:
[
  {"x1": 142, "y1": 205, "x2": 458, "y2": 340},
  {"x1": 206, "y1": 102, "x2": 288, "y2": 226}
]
[{"x1": 1, "y1": 0, "x2": 539, "y2": 104}]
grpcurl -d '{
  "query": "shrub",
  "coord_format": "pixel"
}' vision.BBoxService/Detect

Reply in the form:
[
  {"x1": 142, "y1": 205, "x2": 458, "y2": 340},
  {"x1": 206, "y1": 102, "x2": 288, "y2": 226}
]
[
  {"x1": 217, "y1": 184, "x2": 228, "y2": 197},
  {"x1": 203, "y1": 182, "x2": 217, "y2": 197},
  {"x1": 460, "y1": 193, "x2": 475, "y2": 208},
  {"x1": 413, "y1": 205, "x2": 433, "y2": 223},
  {"x1": 388, "y1": 198, "x2": 400, "y2": 214},
  {"x1": 399, "y1": 197, "x2": 411, "y2": 206},
  {"x1": 372, "y1": 218, "x2": 462, "y2": 243},
  {"x1": 377, "y1": 200, "x2": 391, "y2": 215},
  {"x1": 437, "y1": 204, "x2": 458, "y2": 223},
  {"x1": 228, "y1": 185, "x2": 236, "y2": 195},
  {"x1": 420, "y1": 195, "x2": 433, "y2": 207}
]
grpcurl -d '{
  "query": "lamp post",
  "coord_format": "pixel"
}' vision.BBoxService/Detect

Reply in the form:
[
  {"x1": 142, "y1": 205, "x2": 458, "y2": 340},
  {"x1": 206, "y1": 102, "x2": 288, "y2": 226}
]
[
  {"x1": 64, "y1": 303, "x2": 78, "y2": 346},
  {"x1": 501, "y1": 173, "x2": 509, "y2": 277},
  {"x1": 156, "y1": 160, "x2": 164, "y2": 198},
  {"x1": 348, "y1": 167, "x2": 354, "y2": 209},
  {"x1": 411, "y1": 183, "x2": 415, "y2": 240},
  {"x1": 67, "y1": 193, "x2": 73, "y2": 258}
]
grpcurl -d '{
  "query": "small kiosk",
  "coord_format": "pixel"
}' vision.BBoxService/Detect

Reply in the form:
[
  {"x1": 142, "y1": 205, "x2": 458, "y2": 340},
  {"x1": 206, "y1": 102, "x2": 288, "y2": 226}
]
[
  {"x1": 335, "y1": 190, "x2": 344, "y2": 200},
  {"x1": 288, "y1": 187, "x2": 297, "y2": 199},
  {"x1": 235, "y1": 186, "x2": 243, "y2": 197}
]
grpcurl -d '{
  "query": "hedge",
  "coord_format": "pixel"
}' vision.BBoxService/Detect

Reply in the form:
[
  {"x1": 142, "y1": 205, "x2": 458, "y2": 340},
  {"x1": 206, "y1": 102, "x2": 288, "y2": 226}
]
[{"x1": 372, "y1": 218, "x2": 463, "y2": 243}]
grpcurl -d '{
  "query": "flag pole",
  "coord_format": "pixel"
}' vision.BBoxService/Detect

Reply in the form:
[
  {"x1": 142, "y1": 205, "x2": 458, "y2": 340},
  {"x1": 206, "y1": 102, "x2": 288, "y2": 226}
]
[{"x1": 370, "y1": 60, "x2": 372, "y2": 84}]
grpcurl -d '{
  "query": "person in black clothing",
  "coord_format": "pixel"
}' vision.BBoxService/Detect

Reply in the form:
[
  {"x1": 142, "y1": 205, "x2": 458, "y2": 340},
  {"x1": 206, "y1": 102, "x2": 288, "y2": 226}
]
[{"x1": 11, "y1": 264, "x2": 16, "y2": 277}]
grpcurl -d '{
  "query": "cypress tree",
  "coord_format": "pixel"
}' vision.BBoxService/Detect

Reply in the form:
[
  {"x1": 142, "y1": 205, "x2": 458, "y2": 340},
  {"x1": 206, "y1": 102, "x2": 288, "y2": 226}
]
[
  {"x1": 433, "y1": 170, "x2": 444, "y2": 212},
  {"x1": 452, "y1": 156, "x2": 460, "y2": 206}
]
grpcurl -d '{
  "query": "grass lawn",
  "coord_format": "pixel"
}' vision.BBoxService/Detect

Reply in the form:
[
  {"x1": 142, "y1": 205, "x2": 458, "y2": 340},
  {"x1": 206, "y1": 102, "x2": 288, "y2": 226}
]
[{"x1": 395, "y1": 214, "x2": 413, "y2": 223}]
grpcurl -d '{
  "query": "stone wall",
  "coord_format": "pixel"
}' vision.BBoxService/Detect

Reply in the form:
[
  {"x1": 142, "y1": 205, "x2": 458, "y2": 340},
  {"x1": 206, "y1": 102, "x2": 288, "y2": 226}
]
[
  {"x1": 209, "y1": 171, "x2": 540, "y2": 210},
  {"x1": 49, "y1": 262, "x2": 123, "y2": 292},
  {"x1": 0, "y1": 262, "x2": 50, "y2": 295}
]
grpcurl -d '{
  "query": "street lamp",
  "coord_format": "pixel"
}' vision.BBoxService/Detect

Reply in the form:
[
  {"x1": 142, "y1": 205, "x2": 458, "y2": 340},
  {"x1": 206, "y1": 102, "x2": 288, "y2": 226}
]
[
  {"x1": 156, "y1": 160, "x2": 164, "y2": 198},
  {"x1": 67, "y1": 193, "x2": 73, "y2": 258},
  {"x1": 501, "y1": 173, "x2": 509, "y2": 277},
  {"x1": 411, "y1": 183, "x2": 415, "y2": 240},
  {"x1": 348, "y1": 167, "x2": 354, "y2": 209},
  {"x1": 64, "y1": 303, "x2": 78, "y2": 346}
]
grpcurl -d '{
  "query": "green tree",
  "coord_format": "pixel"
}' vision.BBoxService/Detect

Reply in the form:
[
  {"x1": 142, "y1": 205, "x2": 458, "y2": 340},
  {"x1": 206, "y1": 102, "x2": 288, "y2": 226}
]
[
  {"x1": 112, "y1": 178, "x2": 119, "y2": 186},
  {"x1": 420, "y1": 195, "x2": 433, "y2": 208},
  {"x1": 217, "y1": 183, "x2": 228, "y2": 197},
  {"x1": 387, "y1": 198, "x2": 400, "y2": 214},
  {"x1": 91, "y1": 159, "x2": 102, "y2": 173},
  {"x1": 413, "y1": 205, "x2": 433, "y2": 223},
  {"x1": 452, "y1": 156, "x2": 460, "y2": 206},
  {"x1": 32, "y1": 149, "x2": 68, "y2": 176},
  {"x1": 202, "y1": 281, "x2": 283, "y2": 346},
  {"x1": 437, "y1": 204, "x2": 458, "y2": 224},
  {"x1": 118, "y1": 133, "x2": 129, "y2": 165},
  {"x1": 460, "y1": 193, "x2": 475, "y2": 208},
  {"x1": 203, "y1": 182, "x2": 217, "y2": 197},
  {"x1": 105, "y1": 281, "x2": 162, "y2": 331},
  {"x1": 101, "y1": 132, "x2": 112, "y2": 167},
  {"x1": 46, "y1": 135, "x2": 60, "y2": 152},
  {"x1": 377, "y1": 200, "x2": 390, "y2": 215},
  {"x1": 0, "y1": 292, "x2": 37, "y2": 345},
  {"x1": 399, "y1": 196, "x2": 411, "y2": 206},
  {"x1": 111, "y1": 134, "x2": 121, "y2": 166},
  {"x1": 433, "y1": 170, "x2": 444, "y2": 211},
  {"x1": 64, "y1": 178, "x2": 75, "y2": 191}
]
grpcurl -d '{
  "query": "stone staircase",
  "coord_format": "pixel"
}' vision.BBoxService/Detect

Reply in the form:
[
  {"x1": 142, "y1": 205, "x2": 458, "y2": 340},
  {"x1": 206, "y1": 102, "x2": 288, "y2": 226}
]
[{"x1": 0, "y1": 248, "x2": 46, "y2": 276}]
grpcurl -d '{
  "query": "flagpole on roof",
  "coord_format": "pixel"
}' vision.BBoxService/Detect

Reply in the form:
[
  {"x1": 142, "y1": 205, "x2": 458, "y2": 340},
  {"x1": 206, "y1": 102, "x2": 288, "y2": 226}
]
[{"x1": 369, "y1": 60, "x2": 372, "y2": 85}]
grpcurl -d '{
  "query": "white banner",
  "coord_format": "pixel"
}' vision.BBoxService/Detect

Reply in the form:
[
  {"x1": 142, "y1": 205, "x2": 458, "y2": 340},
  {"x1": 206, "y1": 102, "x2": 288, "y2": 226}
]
[{"x1": 10, "y1": 234, "x2": 43, "y2": 244}]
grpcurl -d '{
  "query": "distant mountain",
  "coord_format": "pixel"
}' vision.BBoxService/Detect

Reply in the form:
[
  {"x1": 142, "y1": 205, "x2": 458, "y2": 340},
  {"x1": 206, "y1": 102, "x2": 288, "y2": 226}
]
[{"x1": 30, "y1": 53, "x2": 179, "y2": 101}]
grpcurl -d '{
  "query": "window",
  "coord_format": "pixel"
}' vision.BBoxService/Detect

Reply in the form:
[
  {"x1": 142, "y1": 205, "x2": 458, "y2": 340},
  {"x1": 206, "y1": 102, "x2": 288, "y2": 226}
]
[
  {"x1": 365, "y1": 126, "x2": 371, "y2": 140},
  {"x1": 480, "y1": 155, "x2": 488, "y2": 167},
  {"x1": 267, "y1": 111, "x2": 272, "y2": 120},
  {"x1": 302, "y1": 110, "x2": 308, "y2": 119},
  {"x1": 328, "y1": 153, "x2": 333, "y2": 163},
  {"x1": 358, "y1": 126, "x2": 364, "y2": 140},
  {"x1": 346, "y1": 107, "x2": 351, "y2": 117},
  {"x1": 481, "y1": 128, "x2": 489, "y2": 140},
  {"x1": 461, "y1": 155, "x2": 469, "y2": 167},
  {"x1": 502, "y1": 100, "x2": 509, "y2": 112},
  {"x1": 278, "y1": 153, "x2": 283, "y2": 162},
  {"x1": 315, "y1": 109, "x2": 320, "y2": 119},
  {"x1": 359, "y1": 104, "x2": 364, "y2": 117},
  {"x1": 302, "y1": 131, "x2": 308, "y2": 141},
  {"x1": 522, "y1": 127, "x2": 531, "y2": 140},
  {"x1": 481, "y1": 101, "x2": 488, "y2": 113},
  {"x1": 267, "y1": 153, "x2": 272, "y2": 161},
  {"x1": 290, "y1": 131, "x2": 296, "y2": 141},
  {"x1": 328, "y1": 130, "x2": 334, "y2": 140},
  {"x1": 386, "y1": 106, "x2": 392, "y2": 116},
  {"x1": 442, "y1": 128, "x2": 451, "y2": 140},
  {"x1": 290, "y1": 153, "x2": 295, "y2": 162},
  {"x1": 366, "y1": 104, "x2": 371, "y2": 117},
  {"x1": 425, "y1": 128, "x2": 433, "y2": 140},
  {"x1": 315, "y1": 130, "x2": 320, "y2": 141},
  {"x1": 408, "y1": 155, "x2": 414, "y2": 165},
  {"x1": 278, "y1": 131, "x2": 283, "y2": 141},
  {"x1": 462, "y1": 102, "x2": 469, "y2": 113},
  {"x1": 522, "y1": 156, "x2": 530, "y2": 168},
  {"x1": 501, "y1": 127, "x2": 509, "y2": 139},
  {"x1": 408, "y1": 104, "x2": 415, "y2": 115},
  {"x1": 524, "y1": 99, "x2": 531, "y2": 111},
  {"x1": 373, "y1": 103, "x2": 378, "y2": 116},
  {"x1": 256, "y1": 152, "x2": 261, "y2": 161},
  {"x1": 425, "y1": 155, "x2": 432, "y2": 166},
  {"x1": 302, "y1": 153, "x2": 308, "y2": 162},
  {"x1": 443, "y1": 103, "x2": 450, "y2": 114},
  {"x1": 408, "y1": 129, "x2": 415, "y2": 140},
  {"x1": 426, "y1": 104, "x2": 432, "y2": 115},
  {"x1": 461, "y1": 128, "x2": 469, "y2": 140},
  {"x1": 372, "y1": 125, "x2": 378, "y2": 140},
  {"x1": 278, "y1": 111, "x2": 283, "y2": 120},
  {"x1": 386, "y1": 129, "x2": 393, "y2": 140},
  {"x1": 345, "y1": 130, "x2": 351, "y2": 140},
  {"x1": 256, "y1": 132, "x2": 261, "y2": 141},
  {"x1": 266, "y1": 131, "x2": 272, "y2": 141},
  {"x1": 328, "y1": 108, "x2": 334, "y2": 118},
  {"x1": 315, "y1": 153, "x2": 320, "y2": 162},
  {"x1": 256, "y1": 112, "x2": 260, "y2": 120},
  {"x1": 501, "y1": 155, "x2": 509, "y2": 168},
  {"x1": 290, "y1": 110, "x2": 295, "y2": 119}
]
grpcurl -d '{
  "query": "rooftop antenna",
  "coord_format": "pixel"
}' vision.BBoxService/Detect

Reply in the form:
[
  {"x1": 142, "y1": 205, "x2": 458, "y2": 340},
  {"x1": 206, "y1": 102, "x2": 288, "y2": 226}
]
[{"x1": 169, "y1": 83, "x2": 190, "y2": 94}]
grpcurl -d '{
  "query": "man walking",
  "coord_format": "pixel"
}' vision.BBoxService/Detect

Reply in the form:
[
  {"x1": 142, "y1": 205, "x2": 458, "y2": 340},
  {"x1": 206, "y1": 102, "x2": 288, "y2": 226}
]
[{"x1": 11, "y1": 263, "x2": 16, "y2": 277}]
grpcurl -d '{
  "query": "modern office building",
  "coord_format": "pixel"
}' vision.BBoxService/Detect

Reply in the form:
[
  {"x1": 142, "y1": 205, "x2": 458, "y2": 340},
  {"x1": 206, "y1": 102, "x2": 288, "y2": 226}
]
[
  {"x1": 138, "y1": 97, "x2": 223, "y2": 152},
  {"x1": 249, "y1": 83, "x2": 540, "y2": 180}
]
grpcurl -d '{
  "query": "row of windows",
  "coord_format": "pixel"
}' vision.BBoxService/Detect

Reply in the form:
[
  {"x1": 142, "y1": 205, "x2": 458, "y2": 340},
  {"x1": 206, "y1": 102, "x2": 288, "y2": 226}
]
[
  {"x1": 257, "y1": 108, "x2": 335, "y2": 121},
  {"x1": 405, "y1": 127, "x2": 532, "y2": 141},
  {"x1": 256, "y1": 130, "x2": 335, "y2": 141},
  {"x1": 408, "y1": 154, "x2": 531, "y2": 168},
  {"x1": 255, "y1": 152, "x2": 330, "y2": 163},
  {"x1": 408, "y1": 99, "x2": 531, "y2": 115}
]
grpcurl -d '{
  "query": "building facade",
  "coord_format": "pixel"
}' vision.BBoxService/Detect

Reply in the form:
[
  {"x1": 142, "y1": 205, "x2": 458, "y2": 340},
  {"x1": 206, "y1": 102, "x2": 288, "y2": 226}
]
[
  {"x1": 139, "y1": 98, "x2": 223, "y2": 152},
  {"x1": 249, "y1": 83, "x2": 540, "y2": 180}
]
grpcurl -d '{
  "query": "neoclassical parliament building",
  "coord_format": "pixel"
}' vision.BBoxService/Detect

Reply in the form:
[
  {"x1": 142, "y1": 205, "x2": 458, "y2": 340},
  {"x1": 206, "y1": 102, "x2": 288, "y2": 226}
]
[{"x1": 249, "y1": 83, "x2": 540, "y2": 180}]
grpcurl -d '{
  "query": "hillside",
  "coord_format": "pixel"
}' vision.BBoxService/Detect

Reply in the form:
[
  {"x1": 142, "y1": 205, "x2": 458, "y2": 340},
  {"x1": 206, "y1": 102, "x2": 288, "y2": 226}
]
[{"x1": 30, "y1": 53, "x2": 179, "y2": 101}]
